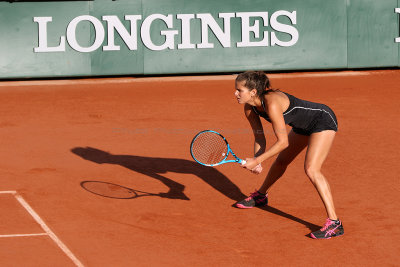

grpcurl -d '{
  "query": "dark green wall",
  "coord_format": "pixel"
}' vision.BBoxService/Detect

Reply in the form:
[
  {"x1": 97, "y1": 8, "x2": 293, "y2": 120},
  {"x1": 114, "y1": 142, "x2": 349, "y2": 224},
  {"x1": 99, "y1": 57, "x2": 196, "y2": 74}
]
[
  {"x1": 347, "y1": 0, "x2": 398, "y2": 68},
  {"x1": 0, "y1": 0, "x2": 399, "y2": 79}
]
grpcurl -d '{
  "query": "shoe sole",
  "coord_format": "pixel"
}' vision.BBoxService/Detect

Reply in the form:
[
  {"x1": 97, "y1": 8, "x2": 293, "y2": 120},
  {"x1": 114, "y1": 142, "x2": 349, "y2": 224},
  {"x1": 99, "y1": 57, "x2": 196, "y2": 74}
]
[
  {"x1": 235, "y1": 203, "x2": 268, "y2": 209},
  {"x1": 235, "y1": 204, "x2": 254, "y2": 209},
  {"x1": 310, "y1": 232, "x2": 344, "y2": 239}
]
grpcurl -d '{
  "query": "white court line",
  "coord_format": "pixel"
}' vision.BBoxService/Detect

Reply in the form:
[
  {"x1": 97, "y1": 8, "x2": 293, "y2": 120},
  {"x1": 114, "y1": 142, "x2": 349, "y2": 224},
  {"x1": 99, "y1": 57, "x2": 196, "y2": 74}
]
[
  {"x1": 0, "y1": 191, "x2": 84, "y2": 267},
  {"x1": 0, "y1": 233, "x2": 47, "y2": 237},
  {"x1": 0, "y1": 191, "x2": 18, "y2": 194}
]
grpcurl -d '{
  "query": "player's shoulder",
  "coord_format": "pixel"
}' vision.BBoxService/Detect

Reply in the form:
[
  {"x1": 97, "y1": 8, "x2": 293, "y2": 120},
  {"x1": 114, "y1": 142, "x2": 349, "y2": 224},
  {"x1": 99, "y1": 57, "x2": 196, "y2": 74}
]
[
  {"x1": 264, "y1": 90, "x2": 284, "y2": 104},
  {"x1": 264, "y1": 91, "x2": 289, "y2": 112}
]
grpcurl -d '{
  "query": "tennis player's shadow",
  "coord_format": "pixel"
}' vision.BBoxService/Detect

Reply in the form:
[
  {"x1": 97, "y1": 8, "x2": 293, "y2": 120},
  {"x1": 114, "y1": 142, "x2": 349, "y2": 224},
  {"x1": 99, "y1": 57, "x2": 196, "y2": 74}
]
[
  {"x1": 71, "y1": 146, "x2": 244, "y2": 202},
  {"x1": 71, "y1": 146, "x2": 320, "y2": 232}
]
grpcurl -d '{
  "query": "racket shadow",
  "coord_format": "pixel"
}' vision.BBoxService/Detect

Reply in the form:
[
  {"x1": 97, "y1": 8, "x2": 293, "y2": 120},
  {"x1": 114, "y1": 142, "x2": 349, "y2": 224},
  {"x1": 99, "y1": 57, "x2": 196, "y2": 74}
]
[
  {"x1": 71, "y1": 146, "x2": 246, "y2": 202},
  {"x1": 80, "y1": 180, "x2": 157, "y2": 200}
]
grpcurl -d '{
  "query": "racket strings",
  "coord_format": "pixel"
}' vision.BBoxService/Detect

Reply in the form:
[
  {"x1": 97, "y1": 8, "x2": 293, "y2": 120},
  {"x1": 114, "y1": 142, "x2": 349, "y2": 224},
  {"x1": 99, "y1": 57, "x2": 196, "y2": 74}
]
[{"x1": 191, "y1": 132, "x2": 228, "y2": 165}]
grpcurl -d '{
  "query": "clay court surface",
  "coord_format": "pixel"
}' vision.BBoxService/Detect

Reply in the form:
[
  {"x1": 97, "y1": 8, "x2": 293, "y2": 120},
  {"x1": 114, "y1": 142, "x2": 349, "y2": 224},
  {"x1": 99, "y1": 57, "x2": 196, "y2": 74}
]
[{"x1": 0, "y1": 70, "x2": 399, "y2": 266}]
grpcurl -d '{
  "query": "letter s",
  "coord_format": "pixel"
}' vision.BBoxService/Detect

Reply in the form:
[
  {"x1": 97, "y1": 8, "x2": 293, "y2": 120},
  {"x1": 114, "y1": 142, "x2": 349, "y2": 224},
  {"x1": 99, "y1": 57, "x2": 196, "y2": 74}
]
[{"x1": 270, "y1": 11, "x2": 299, "y2": 47}]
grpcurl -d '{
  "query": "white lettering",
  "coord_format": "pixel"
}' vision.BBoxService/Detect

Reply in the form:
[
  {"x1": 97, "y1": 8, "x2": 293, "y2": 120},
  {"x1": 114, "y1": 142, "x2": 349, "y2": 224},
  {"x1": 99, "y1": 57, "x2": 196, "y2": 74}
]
[
  {"x1": 236, "y1": 12, "x2": 269, "y2": 47},
  {"x1": 34, "y1": 17, "x2": 65, "y2": 52},
  {"x1": 177, "y1": 14, "x2": 195, "y2": 49},
  {"x1": 67, "y1": 15, "x2": 105, "y2": 52},
  {"x1": 33, "y1": 10, "x2": 300, "y2": 53},
  {"x1": 141, "y1": 14, "x2": 178, "y2": 51},
  {"x1": 395, "y1": 8, "x2": 400, "y2": 43},
  {"x1": 270, "y1": 11, "x2": 298, "y2": 47},
  {"x1": 196, "y1": 13, "x2": 235, "y2": 48},
  {"x1": 102, "y1": 15, "x2": 142, "y2": 51}
]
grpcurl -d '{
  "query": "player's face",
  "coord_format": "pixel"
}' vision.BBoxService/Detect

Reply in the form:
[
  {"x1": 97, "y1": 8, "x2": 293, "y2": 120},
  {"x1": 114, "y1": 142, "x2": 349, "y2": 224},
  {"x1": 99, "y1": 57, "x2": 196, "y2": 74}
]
[{"x1": 235, "y1": 81, "x2": 254, "y2": 104}]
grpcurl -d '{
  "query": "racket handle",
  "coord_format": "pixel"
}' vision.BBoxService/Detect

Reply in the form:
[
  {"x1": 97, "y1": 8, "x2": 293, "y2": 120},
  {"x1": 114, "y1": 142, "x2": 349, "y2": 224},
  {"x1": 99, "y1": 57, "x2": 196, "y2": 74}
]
[{"x1": 241, "y1": 160, "x2": 246, "y2": 165}]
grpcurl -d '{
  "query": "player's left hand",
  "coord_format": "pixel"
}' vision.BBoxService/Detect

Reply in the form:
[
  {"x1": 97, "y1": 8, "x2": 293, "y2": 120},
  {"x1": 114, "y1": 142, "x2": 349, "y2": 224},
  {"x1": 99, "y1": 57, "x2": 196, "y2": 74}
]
[
  {"x1": 242, "y1": 157, "x2": 262, "y2": 174},
  {"x1": 251, "y1": 163, "x2": 263, "y2": 174}
]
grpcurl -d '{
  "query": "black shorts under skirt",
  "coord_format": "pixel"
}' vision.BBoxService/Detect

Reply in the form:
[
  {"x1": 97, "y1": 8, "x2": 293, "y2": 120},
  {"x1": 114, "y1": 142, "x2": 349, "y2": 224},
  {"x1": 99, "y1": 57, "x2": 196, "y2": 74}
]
[{"x1": 292, "y1": 106, "x2": 338, "y2": 136}]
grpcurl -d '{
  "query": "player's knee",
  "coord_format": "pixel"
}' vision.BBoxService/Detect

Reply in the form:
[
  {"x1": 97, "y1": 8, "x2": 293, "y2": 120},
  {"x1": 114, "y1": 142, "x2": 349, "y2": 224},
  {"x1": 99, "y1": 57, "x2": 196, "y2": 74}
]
[{"x1": 304, "y1": 165, "x2": 320, "y2": 181}]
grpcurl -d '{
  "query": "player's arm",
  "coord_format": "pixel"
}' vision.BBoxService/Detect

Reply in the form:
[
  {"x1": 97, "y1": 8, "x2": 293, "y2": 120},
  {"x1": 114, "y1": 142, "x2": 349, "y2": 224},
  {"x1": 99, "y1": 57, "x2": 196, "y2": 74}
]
[
  {"x1": 244, "y1": 104, "x2": 266, "y2": 157},
  {"x1": 254, "y1": 96, "x2": 289, "y2": 164}
]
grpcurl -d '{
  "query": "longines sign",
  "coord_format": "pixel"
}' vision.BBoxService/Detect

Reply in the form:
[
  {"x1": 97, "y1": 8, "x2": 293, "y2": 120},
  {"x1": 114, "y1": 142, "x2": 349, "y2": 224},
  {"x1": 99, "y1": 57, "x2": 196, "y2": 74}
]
[{"x1": 33, "y1": 11, "x2": 299, "y2": 53}]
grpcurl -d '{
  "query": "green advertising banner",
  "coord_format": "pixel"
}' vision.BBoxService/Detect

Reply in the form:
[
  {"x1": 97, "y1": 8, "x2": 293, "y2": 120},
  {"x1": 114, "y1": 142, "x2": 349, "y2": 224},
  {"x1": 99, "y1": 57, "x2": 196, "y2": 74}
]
[
  {"x1": 0, "y1": 0, "x2": 399, "y2": 79},
  {"x1": 398, "y1": 0, "x2": 400, "y2": 67},
  {"x1": 0, "y1": 1, "x2": 92, "y2": 78},
  {"x1": 347, "y1": 0, "x2": 398, "y2": 68},
  {"x1": 89, "y1": 0, "x2": 144, "y2": 75},
  {"x1": 142, "y1": 0, "x2": 347, "y2": 74}
]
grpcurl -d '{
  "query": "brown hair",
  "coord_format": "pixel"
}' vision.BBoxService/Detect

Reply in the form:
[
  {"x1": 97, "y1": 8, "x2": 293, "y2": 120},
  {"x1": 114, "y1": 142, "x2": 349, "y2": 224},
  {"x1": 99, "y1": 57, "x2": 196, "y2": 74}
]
[{"x1": 235, "y1": 71, "x2": 275, "y2": 97}]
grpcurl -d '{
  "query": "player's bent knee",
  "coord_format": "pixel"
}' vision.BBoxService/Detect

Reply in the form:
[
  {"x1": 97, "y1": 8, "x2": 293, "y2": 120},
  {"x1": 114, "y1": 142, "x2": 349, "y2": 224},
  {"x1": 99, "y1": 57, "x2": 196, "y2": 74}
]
[{"x1": 304, "y1": 166, "x2": 321, "y2": 180}]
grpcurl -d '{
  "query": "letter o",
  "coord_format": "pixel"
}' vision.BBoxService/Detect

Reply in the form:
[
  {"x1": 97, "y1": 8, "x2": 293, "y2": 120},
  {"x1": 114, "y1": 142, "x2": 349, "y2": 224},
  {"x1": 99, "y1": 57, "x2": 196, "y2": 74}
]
[{"x1": 67, "y1": 15, "x2": 104, "y2": 52}]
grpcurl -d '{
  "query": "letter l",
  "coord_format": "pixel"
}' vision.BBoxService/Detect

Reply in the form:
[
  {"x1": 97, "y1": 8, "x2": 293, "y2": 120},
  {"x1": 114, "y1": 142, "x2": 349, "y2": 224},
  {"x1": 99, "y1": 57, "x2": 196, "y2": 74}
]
[{"x1": 34, "y1": 17, "x2": 65, "y2": 52}]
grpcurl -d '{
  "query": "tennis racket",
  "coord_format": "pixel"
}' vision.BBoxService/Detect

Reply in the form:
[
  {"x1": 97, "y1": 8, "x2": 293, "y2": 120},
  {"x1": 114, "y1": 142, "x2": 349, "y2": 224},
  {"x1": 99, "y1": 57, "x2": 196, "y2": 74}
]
[{"x1": 190, "y1": 130, "x2": 246, "y2": 167}]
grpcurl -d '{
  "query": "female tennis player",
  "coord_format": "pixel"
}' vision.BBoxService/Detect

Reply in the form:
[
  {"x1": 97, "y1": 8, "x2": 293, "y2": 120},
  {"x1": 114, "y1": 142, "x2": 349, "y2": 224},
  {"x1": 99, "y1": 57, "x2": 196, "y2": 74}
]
[{"x1": 234, "y1": 71, "x2": 343, "y2": 239}]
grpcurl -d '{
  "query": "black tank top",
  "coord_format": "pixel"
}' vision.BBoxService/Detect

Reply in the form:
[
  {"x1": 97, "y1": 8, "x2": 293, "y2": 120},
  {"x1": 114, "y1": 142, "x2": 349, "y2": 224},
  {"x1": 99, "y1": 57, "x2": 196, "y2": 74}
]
[{"x1": 252, "y1": 92, "x2": 337, "y2": 131}]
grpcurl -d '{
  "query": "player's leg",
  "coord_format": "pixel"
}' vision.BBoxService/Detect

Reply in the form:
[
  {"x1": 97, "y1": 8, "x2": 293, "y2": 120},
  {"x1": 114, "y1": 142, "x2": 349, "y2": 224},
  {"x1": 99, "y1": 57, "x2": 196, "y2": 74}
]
[
  {"x1": 235, "y1": 130, "x2": 308, "y2": 208},
  {"x1": 304, "y1": 130, "x2": 337, "y2": 219},
  {"x1": 304, "y1": 130, "x2": 343, "y2": 239},
  {"x1": 258, "y1": 130, "x2": 309, "y2": 194}
]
